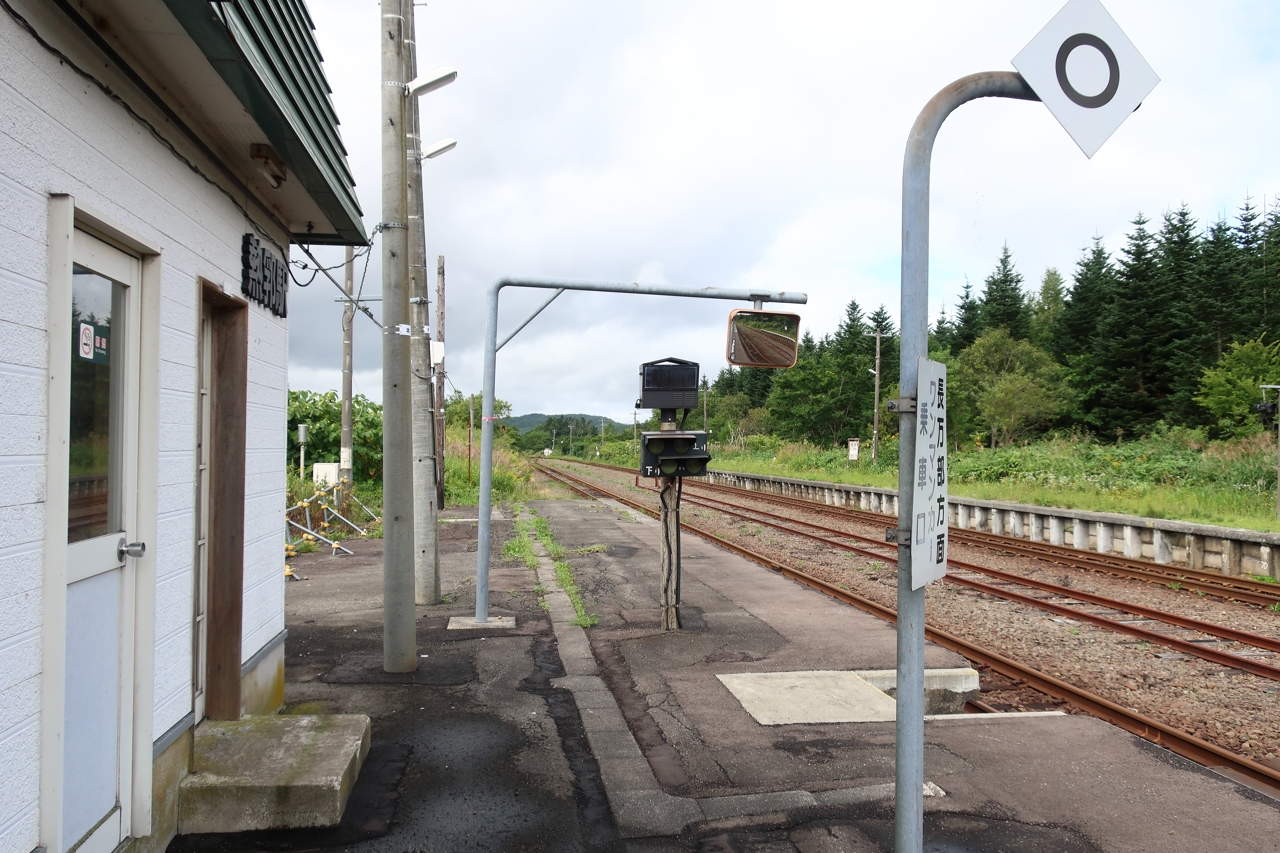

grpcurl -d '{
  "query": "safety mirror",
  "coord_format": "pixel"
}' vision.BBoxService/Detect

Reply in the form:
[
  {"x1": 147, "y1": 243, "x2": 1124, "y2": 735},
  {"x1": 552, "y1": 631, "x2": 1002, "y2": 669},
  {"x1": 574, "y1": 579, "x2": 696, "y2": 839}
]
[{"x1": 725, "y1": 309, "x2": 801, "y2": 368}]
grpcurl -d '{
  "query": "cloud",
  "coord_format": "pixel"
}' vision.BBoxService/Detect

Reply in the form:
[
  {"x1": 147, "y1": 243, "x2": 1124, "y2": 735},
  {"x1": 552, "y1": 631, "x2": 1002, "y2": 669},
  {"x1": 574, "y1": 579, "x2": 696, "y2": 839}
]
[{"x1": 290, "y1": 0, "x2": 1280, "y2": 420}]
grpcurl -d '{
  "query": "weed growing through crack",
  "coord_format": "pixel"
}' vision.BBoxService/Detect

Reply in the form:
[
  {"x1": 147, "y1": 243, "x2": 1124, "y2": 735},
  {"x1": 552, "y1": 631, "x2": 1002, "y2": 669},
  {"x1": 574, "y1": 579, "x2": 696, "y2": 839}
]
[
  {"x1": 525, "y1": 511, "x2": 599, "y2": 627},
  {"x1": 572, "y1": 544, "x2": 609, "y2": 554},
  {"x1": 501, "y1": 519, "x2": 539, "y2": 569}
]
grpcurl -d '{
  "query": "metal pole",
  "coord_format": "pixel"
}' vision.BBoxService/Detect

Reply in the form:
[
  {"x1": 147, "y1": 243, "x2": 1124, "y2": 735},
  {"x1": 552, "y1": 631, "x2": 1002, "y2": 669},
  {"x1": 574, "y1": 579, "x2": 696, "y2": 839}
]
[
  {"x1": 380, "y1": 0, "x2": 417, "y2": 672},
  {"x1": 473, "y1": 279, "x2": 806, "y2": 625},
  {"x1": 340, "y1": 246, "x2": 355, "y2": 504},
  {"x1": 435, "y1": 255, "x2": 446, "y2": 510},
  {"x1": 896, "y1": 71, "x2": 1037, "y2": 853},
  {"x1": 702, "y1": 375, "x2": 707, "y2": 430},
  {"x1": 468, "y1": 400, "x2": 473, "y2": 485},
  {"x1": 406, "y1": 5, "x2": 440, "y2": 606}
]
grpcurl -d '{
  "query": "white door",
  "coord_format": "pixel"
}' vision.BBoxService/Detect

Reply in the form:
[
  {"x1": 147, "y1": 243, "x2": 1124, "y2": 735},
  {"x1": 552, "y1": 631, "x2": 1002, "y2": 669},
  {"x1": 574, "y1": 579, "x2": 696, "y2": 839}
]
[{"x1": 62, "y1": 230, "x2": 141, "y2": 853}]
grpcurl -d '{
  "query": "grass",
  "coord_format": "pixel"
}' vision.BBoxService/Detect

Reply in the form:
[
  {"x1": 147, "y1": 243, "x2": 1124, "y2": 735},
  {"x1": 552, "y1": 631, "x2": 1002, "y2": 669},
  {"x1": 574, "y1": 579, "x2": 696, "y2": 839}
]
[
  {"x1": 527, "y1": 510, "x2": 599, "y2": 628},
  {"x1": 499, "y1": 508, "x2": 600, "y2": 627},
  {"x1": 443, "y1": 428, "x2": 560, "y2": 506}
]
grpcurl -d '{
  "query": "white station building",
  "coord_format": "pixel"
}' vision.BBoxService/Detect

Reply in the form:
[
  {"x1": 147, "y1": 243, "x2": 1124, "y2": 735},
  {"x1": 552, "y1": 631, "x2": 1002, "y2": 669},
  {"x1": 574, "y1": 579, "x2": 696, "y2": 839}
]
[{"x1": 0, "y1": 2, "x2": 365, "y2": 851}]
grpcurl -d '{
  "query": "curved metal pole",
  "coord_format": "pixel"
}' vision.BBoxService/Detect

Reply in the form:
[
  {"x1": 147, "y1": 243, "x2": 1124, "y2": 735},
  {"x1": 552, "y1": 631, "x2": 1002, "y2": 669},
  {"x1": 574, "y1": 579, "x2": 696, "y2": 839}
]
[
  {"x1": 474, "y1": 279, "x2": 807, "y2": 624},
  {"x1": 896, "y1": 71, "x2": 1038, "y2": 853}
]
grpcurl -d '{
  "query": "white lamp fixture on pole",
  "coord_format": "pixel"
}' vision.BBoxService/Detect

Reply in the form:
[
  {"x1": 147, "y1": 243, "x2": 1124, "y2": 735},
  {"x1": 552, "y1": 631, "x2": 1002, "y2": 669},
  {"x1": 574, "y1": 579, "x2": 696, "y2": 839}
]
[
  {"x1": 420, "y1": 138, "x2": 457, "y2": 160},
  {"x1": 408, "y1": 66, "x2": 457, "y2": 97}
]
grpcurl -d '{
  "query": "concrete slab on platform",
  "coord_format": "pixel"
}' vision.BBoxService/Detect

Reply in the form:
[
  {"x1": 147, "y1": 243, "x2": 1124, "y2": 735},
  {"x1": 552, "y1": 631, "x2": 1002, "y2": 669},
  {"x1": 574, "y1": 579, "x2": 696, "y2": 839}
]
[
  {"x1": 717, "y1": 671, "x2": 898, "y2": 724},
  {"x1": 446, "y1": 615, "x2": 516, "y2": 630}
]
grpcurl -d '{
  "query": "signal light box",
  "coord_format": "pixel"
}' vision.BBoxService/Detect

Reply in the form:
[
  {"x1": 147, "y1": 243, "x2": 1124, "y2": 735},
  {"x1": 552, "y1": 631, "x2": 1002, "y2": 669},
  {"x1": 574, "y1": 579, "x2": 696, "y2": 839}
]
[
  {"x1": 641, "y1": 431, "x2": 710, "y2": 478},
  {"x1": 637, "y1": 357, "x2": 700, "y2": 410}
]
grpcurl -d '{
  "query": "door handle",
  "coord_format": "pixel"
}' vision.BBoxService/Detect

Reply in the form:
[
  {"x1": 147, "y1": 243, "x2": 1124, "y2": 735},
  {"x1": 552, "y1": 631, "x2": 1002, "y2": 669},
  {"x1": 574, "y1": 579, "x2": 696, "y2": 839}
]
[{"x1": 117, "y1": 539, "x2": 146, "y2": 561}]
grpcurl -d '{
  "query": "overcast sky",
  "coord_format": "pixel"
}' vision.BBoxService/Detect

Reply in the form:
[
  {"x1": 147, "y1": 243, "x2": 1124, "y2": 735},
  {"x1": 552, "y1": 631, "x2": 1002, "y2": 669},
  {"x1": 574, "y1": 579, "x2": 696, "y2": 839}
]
[{"x1": 288, "y1": 0, "x2": 1280, "y2": 422}]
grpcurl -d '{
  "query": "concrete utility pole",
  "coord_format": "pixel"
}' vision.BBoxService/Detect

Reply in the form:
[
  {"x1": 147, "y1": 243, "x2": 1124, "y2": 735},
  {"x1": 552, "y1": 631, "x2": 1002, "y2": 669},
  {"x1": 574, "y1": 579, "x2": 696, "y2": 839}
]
[
  {"x1": 405, "y1": 5, "x2": 440, "y2": 606},
  {"x1": 380, "y1": 0, "x2": 416, "y2": 673},
  {"x1": 866, "y1": 329, "x2": 882, "y2": 463},
  {"x1": 435, "y1": 255, "x2": 446, "y2": 509},
  {"x1": 339, "y1": 247, "x2": 355, "y2": 500}
]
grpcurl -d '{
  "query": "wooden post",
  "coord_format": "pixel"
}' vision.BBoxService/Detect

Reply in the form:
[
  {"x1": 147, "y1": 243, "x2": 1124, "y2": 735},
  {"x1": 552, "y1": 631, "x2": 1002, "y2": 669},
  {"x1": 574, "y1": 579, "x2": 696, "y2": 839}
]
[{"x1": 659, "y1": 477, "x2": 681, "y2": 631}]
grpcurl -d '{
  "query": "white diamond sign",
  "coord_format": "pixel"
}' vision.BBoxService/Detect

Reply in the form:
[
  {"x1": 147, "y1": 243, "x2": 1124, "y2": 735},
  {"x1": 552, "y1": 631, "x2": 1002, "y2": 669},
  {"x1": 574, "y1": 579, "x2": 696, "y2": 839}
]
[{"x1": 1013, "y1": 0, "x2": 1159, "y2": 158}]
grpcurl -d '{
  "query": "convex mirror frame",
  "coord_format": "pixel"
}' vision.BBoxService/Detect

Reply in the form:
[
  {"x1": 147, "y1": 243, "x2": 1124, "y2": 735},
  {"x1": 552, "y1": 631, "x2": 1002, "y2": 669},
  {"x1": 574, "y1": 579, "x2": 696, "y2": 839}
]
[{"x1": 725, "y1": 309, "x2": 801, "y2": 369}]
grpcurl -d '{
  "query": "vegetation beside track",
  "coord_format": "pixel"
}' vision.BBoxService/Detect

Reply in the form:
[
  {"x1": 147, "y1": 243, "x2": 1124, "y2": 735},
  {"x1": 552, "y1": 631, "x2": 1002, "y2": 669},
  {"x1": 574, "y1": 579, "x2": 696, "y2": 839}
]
[{"x1": 544, "y1": 425, "x2": 1280, "y2": 532}]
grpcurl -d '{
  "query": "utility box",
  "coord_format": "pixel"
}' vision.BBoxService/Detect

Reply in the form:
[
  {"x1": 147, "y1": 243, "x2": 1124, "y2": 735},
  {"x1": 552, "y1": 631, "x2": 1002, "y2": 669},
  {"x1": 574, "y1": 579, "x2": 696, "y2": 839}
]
[
  {"x1": 641, "y1": 431, "x2": 710, "y2": 478},
  {"x1": 313, "y1": 462, "x2": 340, "y2": 487}
]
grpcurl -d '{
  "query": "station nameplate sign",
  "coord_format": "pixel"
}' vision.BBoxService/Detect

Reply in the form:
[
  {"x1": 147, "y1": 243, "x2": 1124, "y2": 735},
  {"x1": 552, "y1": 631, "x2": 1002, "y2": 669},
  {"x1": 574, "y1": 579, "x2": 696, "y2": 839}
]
[{"x1": 911, "y1": 358, "x2": 948, "y2": 589}]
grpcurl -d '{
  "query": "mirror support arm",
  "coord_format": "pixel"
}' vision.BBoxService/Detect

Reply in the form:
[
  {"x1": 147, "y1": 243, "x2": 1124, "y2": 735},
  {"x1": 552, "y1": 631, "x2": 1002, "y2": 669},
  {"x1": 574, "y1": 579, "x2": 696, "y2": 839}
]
[{"x1": 473, "y1": 278, "x2": 806, "y2": 626}]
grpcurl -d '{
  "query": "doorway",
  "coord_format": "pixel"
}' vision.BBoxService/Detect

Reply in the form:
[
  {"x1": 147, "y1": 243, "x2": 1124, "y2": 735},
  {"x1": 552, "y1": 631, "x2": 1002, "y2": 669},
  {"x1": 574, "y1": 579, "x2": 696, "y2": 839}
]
[{"x1": 195, "y1": 281, "x2": 248, "y2": 722}]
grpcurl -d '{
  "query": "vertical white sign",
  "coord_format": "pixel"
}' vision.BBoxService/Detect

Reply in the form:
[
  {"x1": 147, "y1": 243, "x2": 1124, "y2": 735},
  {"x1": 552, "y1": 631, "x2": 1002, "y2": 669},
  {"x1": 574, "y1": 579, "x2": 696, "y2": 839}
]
[{"x1": 911, "y1": 358, "x2": 948, "y2": 588}]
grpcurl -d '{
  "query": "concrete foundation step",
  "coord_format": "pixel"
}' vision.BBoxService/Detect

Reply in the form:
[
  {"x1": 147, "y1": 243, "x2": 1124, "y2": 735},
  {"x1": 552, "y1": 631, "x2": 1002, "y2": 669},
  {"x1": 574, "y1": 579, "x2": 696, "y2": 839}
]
[{"x1": 178, "y1": 714, "x2": 371, "y2": 834}]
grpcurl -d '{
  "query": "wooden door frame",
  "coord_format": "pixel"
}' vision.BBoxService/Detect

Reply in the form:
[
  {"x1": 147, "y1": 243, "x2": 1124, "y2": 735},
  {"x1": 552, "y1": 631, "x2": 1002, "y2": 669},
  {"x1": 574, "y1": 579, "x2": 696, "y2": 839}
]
[{"x1": 199, "y1": 279, "x2": 248, "y2": 721}]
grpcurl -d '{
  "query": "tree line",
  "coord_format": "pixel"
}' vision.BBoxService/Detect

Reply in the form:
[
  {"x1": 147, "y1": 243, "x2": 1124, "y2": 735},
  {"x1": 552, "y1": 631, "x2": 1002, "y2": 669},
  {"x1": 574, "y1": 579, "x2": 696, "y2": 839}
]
[{"x1": 703, "y1": 194, "x2": 1280, "y2": 450}]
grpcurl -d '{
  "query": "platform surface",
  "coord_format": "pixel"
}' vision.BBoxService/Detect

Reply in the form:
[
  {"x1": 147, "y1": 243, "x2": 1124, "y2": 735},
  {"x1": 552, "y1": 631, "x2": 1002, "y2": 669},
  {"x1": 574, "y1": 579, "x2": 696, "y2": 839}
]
[{"x1": 531, "y1": 497, "x2": 1280, "y2": 851}]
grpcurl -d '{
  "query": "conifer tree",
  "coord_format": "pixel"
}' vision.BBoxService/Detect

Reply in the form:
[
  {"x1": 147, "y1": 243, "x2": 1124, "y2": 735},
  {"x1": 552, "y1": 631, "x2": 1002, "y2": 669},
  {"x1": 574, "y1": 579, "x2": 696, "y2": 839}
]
[
  {"x1": 1154, "y1": 205, "x2": 1206, "y2": 424},
  {"x1": 1199, "y1": 217, "x2": 1245, "y2": 360},
  {"x1": 866, "y1": 305, "x2": 900, "y2": 393},
  {"x1": 932, "y1": 306, "x2": 955, "y2": 353},
  {"x1": 979, "y1": 244, "x2": 1030, "y2": 340},
  {"x1": 1029, "y1": 267, "x2": 1066, "y2": 352},
  {"x1": 1235, "y1": 197, "x2": 1268, "y2": 337},
  {"x1": 1057, "y1": 239, "x2": 1116, "y2": 425},
  {"x1": 1091, "y1": 214, "x2": 1166, "y2": 435},
  {"x1": 952, "y1": 281, "x2": 983, "y2": 352}
]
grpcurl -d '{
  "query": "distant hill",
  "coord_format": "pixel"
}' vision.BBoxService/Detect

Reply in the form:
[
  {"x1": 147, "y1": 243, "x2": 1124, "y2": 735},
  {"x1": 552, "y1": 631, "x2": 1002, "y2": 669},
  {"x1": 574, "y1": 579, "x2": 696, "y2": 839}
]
[{"x1": 507, "y1": 413, "x2": 631, "y2": 433}]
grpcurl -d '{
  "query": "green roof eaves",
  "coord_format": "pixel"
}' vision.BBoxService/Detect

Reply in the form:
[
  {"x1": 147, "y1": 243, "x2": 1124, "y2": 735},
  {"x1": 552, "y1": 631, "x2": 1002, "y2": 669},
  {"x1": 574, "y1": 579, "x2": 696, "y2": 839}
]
[{"x1": 162, "y1": 0, "x2": 366, "y2": 245}]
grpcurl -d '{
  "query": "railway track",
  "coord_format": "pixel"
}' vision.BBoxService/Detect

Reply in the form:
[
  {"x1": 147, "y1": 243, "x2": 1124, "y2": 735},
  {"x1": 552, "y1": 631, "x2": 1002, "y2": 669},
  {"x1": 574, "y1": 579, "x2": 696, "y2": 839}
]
[
  {"x1": 533, "y1": 458, "x2": 1280, "y2": 794},
  {"x1": 690, "y1": 479, "x2": 1280, "y2": 607},
  {"x1": 564, "y1": 460, "x2": 1280, "y2": 607}
]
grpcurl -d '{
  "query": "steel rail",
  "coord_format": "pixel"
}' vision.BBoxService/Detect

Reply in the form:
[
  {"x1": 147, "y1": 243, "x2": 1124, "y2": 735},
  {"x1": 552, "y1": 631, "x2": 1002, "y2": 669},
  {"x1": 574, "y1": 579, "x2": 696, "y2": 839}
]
[
  {"x1": 540, "y1": 461, "x2": 1280, "y2": 672},
  {"x1": 632, "y1": 478, "x2": 1280, "y2": 679},
  {"x1": 531, "y1": 461, "x2": 1280, "y2": 793},
  {"x1": 562, "y1": 460, "x2": 1280, "y2": 601},
  {"x1": 677, "y1": 476, "x2": 1280, "y2": 606},
  {"x1": 655, "y1": 480, "x2": 1280, "y2": 656}
]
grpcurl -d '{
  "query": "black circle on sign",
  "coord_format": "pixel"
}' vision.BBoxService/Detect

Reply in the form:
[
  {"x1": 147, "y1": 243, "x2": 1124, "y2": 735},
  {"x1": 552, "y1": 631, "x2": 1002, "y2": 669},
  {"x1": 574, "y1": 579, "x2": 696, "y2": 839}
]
[{"x1": 1055, "y1": 33, "x2": 1119, "y2": 109}]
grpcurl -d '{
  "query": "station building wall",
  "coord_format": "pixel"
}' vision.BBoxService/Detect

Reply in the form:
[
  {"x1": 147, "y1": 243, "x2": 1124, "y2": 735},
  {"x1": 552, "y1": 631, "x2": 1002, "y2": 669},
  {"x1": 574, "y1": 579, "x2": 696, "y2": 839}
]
[{"x1": 0, "y1": 5, "x2": 288, "y2": 850}]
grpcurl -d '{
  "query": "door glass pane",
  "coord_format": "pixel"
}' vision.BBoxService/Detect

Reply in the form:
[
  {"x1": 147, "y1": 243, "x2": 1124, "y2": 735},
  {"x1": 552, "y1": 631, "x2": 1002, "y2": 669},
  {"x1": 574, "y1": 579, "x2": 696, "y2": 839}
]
[{"x1": 68, "y1": 267, "x2": 124, "y2": 543}]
